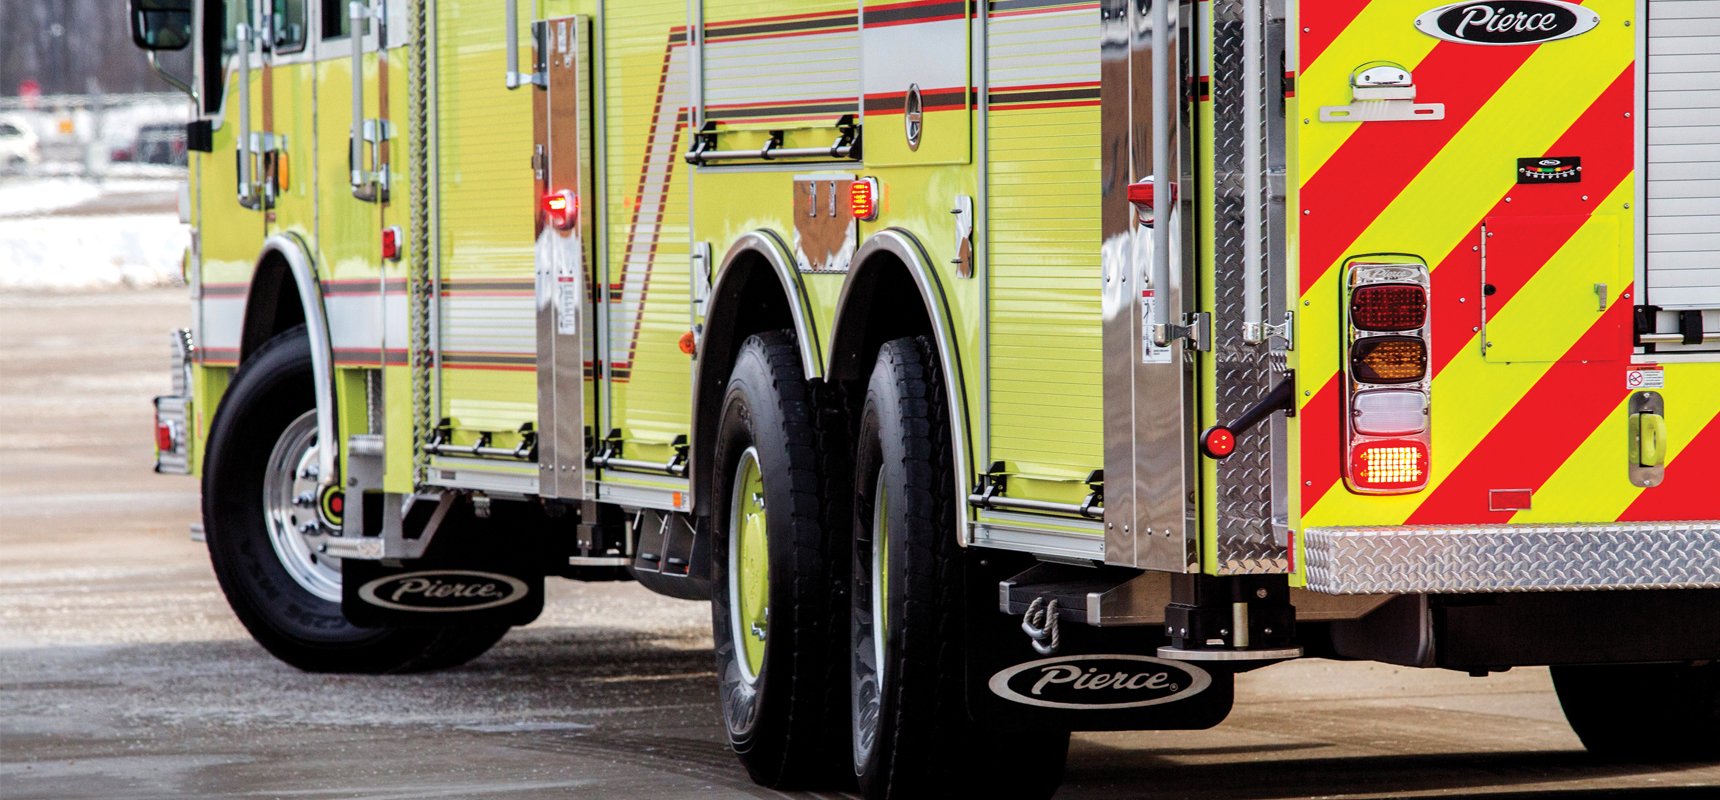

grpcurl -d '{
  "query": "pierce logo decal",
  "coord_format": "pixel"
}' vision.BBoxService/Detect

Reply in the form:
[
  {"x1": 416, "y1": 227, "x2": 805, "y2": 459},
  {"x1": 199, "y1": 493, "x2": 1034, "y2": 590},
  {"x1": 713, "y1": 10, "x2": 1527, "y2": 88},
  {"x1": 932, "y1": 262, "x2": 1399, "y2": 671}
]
[
  {"x1": 1414, "y1": 1, "x2": 1599, "y2": 46},
  {"x1": 356, "y1": 571, "x2": 529, "y2": 612},
  {"x1": 987, "y1": 654, "x2": 1212, "y2": 710}
]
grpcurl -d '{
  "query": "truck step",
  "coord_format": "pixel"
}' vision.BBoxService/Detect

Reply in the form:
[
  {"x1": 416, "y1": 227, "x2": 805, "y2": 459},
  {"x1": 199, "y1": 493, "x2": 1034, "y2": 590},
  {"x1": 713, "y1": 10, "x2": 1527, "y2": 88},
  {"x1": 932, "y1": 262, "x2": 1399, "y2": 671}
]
[{"x1": 999, "y1": 563, "x2": 1171, "y2": 627}]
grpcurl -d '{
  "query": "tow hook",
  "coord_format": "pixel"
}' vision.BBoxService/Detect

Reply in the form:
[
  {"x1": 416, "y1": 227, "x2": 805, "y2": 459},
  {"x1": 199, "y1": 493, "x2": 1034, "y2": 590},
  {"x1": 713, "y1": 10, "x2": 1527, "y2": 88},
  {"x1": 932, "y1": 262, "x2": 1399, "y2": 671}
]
[{"x1": 1200, "y1": 374, "x2": 1296, "y2": 460}]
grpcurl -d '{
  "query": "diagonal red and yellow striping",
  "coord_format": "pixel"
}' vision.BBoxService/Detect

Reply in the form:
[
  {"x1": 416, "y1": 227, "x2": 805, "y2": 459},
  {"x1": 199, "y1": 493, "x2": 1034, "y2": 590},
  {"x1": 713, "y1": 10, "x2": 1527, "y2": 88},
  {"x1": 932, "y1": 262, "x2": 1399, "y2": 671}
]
[{"x1": 1291, "y1": 0, "x2": 1715, "y2": 528}]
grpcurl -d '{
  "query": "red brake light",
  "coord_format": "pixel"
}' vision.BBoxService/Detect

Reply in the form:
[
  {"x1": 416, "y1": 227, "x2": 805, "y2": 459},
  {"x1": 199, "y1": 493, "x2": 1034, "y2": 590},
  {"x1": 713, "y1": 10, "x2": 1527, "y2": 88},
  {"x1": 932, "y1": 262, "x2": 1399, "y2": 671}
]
[
  {"x1": 1350, "y1": 283, "x2": 1427, "y2": 331},
  {"x1": 380, "y1": 226, "x2": 401, "y2": 261},
  {"x1": 850, "y1": 178, "x2": 878, "y2": 221},
  {"x1": 543, "y1": 190, "x2": 576, "y2": 230},
  {"x1": 1348, "y1": 439, "x2": 1429, "y2": 492}
]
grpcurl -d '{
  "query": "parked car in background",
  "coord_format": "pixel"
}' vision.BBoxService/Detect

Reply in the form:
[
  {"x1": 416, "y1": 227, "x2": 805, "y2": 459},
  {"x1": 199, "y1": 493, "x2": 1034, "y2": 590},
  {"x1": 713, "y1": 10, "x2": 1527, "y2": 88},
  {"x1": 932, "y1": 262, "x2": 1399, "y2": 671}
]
[
  {"x1": 132, "y1": 122, "x2": 186, "y2": 166},
  {"x1": 0, "y1": 115, "x2": 43, "y2": 171}
]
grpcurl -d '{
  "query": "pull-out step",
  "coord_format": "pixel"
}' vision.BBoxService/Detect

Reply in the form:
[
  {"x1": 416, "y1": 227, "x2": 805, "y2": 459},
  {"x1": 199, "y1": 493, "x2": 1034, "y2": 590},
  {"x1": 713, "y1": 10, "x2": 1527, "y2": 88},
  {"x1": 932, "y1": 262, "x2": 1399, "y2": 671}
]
[{"x1": 999, "y1": 563, "x2": 1171, "y2": 627}]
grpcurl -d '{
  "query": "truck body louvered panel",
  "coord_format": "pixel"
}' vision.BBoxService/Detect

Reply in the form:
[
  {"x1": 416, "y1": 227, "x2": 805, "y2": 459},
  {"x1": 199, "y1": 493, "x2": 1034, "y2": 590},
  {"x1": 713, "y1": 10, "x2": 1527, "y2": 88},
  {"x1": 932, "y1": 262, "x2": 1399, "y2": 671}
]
[{"x1": 1645, "y1": 0, "x2": 1720, "y2": 309}]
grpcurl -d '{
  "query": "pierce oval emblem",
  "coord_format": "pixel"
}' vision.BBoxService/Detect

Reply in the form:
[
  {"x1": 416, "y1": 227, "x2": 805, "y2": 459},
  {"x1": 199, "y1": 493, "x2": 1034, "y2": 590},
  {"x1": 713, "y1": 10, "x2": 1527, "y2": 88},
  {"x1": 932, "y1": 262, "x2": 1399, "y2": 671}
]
[
  {"x1": 356, "y1": 570, "x2": 528, "y2": 612},
  {"x1": 987, "y1": 654, "x2": 1212, "y2": 710},
  {"x1": 1414, "y1": 1, "x2": 1599, "y2": 46}
]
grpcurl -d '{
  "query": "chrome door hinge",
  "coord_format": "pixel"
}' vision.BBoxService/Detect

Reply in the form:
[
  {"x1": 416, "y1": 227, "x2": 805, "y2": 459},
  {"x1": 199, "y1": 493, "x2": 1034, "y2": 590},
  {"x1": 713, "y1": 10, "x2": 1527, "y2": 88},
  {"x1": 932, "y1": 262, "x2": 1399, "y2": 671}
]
[
  {"x1": 1251, "y1": 311, "x2": 1294, "y2": 351},
  {"x1": 1154, "y1": 312, "x2": 1212, "y2": 352}
]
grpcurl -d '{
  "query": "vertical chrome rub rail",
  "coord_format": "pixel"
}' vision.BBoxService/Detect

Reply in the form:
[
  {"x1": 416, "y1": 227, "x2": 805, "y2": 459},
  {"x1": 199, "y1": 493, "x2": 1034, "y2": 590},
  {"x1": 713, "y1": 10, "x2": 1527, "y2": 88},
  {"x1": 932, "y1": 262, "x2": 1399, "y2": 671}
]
[
  {"x1": 350, "y1": 2, "x2": 366, "y2": 190},
  {"x1": 1240, "y1": 0, "x2": 1265, "y2": 343},
  {"x1": 236, "y1": 21, "x2": 252, "y2": 204},
  {"x1": 1151, "y1": 0, "x2": 1172, "y2": 334}
]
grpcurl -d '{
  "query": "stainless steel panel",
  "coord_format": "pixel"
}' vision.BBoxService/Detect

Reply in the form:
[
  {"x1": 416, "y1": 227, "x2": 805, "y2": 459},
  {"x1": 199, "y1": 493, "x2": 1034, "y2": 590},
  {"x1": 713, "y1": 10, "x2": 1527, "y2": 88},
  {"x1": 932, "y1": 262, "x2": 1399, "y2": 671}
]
[
  {"x1": 1101, "y1": 0, "x2": 1200, "y2": 572},
  {"x1": 1304, "y1": 522, "x2": 1720, "y2": 594},
  {"x1": 534, "y1": 16, "x2": 594, "y2": 500},
  {"x1": 1644, "y1": 0, "x2": 1720, "y2": 310},
  {"x1": 1209, "y1": 0, "x2": 1288, "y2": 574}
]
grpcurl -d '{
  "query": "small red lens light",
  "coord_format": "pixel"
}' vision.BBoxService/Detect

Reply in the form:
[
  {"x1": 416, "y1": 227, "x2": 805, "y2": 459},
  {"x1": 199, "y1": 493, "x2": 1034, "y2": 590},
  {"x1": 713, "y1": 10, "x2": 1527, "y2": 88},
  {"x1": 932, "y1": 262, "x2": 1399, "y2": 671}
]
[
  {"x1": 1202, "y1": 427, "x2": 1236, "y2": 458},
  {"x1": 850, "y1": 179, "x2": 878, "y2": 221},
  {"x1": 155, "y1": 420, "x2": 176, "y2": 452},
  {"x1": 1348, "y1": 439, "x2": 1429, "y2": 492},
  {"x1": 543, "y1": 190, "x2": 576, "y2": 230},
  {"x1": 380, "y1": 226, "x2": 401, "y2": 261},
  {"x1": 1351, "y1": 284, "x2": 1427, "y2": 331}
]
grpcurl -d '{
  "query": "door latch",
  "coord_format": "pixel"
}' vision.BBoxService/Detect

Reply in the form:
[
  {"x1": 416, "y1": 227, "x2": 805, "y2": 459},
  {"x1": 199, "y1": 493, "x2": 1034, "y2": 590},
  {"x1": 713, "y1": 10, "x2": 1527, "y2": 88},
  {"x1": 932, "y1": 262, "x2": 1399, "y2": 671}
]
[
  {"x1": 1319, "y1": 61, "x2": 1446, "y2": 123},
  {"x1": 1627, "y1": 391, "x2": 1666, "y2": 488}
]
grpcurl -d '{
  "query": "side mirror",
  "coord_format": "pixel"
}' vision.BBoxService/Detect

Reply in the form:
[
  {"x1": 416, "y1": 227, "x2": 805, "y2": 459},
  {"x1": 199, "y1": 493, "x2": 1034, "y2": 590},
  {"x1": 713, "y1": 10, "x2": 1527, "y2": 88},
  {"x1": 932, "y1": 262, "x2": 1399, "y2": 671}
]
[{"x1": 129, "y1": 0, "x2": 194, "y2": 51}]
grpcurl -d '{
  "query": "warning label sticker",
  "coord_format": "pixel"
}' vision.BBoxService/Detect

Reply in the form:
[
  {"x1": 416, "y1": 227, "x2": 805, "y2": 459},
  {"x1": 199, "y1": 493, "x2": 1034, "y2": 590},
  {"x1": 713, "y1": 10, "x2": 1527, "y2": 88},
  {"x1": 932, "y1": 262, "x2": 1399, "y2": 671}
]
[
  {"x1": 1626, "y1": 365, "x2": 1665, "y2": 390},
  {"x1": 1140, "y1": 290, "x2": 1171, "y2": 364}
]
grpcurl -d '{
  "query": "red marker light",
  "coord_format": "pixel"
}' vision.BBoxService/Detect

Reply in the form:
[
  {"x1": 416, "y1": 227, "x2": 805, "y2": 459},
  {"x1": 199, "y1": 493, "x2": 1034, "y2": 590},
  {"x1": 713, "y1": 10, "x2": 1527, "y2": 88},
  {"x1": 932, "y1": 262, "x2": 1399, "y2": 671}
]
[
  {"x1": 543, "y1": 190, "x2": 577, "y2": 230},
  {"x1": 1200, "y1": 426, "x2": 1237, "y2": 459},
  {"x1": 155, "y1": 419, "x2": 177, "y2": 452},
  {"x1": 380, "y1": 226, "x2": 402, "y2": 261},
  {"x1": 1348, "y1": 439, "x2": 1429, "y2": 492},
  {"x1": 850, "y1": 178, "x2": 879, "y2": 221}
]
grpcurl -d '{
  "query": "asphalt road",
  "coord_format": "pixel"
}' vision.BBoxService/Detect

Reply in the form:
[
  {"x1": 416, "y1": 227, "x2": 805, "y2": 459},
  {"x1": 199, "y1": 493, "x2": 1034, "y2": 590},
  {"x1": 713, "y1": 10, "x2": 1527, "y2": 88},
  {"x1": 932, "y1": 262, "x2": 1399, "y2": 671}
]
[{"x1": 2, "y1": 289, "x2": 1716, "y2": 799}]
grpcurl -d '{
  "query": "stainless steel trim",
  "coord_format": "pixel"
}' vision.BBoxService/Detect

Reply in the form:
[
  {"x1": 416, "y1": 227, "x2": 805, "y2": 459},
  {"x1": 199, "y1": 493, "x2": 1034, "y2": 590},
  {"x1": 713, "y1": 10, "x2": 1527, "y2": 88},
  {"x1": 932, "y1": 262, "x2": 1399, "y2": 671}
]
[
  {"x1": 972, "y1": 521, "x2": 1105, "y2": 562},
  {"x1": 1158, "y1": 645, "x2": 1302, "y2": 661},
  {"x1": 1100, "y1": 0, "x2": 1199, "y2": 572},
  {"x1": 257, "y1": 234, "x2": 339, "y2": 493},
  {"x1": 835, "y1": 230, "x2": 975, "y2": 545},
  {"x1": 596, "y1": 480, "x2": 692, "y2": 513},
  {"x1": 713, "y1": 231, "x2": 822, "y2": 379},
  {"x1": 1209, "y1": 0, "x2": 1287, "y2": 574},
  {"x1": 1304, "y1": 522, "x2": 1720, "y2": 594},
  {"x1": 237, "y1": 21, "x2": 253, "y2": 205}
]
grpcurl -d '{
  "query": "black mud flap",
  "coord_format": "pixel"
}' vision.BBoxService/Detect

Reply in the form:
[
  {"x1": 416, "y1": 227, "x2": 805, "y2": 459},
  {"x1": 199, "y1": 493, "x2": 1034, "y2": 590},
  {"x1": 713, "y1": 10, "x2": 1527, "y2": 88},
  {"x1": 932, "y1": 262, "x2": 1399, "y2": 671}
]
[
  {"x1": 965, "y1": 554, "x2": 1234, "y2": 732},
  {"x1": 341, "y1": 504, "x2": 548, "y2": 628}
]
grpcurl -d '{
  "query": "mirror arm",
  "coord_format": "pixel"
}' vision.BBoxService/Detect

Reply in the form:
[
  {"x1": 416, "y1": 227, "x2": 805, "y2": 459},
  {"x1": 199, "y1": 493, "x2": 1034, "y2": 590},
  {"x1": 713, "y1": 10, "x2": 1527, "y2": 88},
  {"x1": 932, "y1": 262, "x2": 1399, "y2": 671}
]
[{"x1": 146, "y1": 50, "x2": 197, "y2": 103}]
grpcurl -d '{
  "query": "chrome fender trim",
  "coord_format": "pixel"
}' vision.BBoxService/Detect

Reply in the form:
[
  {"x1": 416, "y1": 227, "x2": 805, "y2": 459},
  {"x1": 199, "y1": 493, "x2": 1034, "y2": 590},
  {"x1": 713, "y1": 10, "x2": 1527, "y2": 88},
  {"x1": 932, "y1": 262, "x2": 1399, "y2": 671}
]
[
  {"x1": 831, "y1": 229, "x2": 975, "y2": 544},
  {"x1": 255, "y1": 233, "x2": 339, "y2": 487},
  {"x1": 713, "y1": 230, "x2": 823, "y2": 378}
]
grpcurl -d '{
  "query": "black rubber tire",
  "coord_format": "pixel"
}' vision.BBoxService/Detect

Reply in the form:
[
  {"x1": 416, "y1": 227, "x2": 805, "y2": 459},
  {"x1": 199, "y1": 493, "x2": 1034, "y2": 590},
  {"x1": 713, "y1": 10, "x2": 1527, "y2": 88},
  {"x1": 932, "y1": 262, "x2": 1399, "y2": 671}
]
[
  {"x1": 1552, "y1": 662, "x2": 1720, "y2": 762},
  {"x1": 850, "y1": 336, "x2": 1068, "y2": 800},
  {"x1": 708, "y1": 331, "x2": 850, "y2": 788},
  {"x1": 203, "y1": 327, "x2": 506, "y2": 674}
]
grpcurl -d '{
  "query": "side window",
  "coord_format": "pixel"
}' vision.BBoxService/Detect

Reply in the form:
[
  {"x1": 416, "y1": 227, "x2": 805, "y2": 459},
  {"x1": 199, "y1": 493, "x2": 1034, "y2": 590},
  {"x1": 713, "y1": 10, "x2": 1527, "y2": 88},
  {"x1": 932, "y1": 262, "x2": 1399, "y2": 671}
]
[
  {"x1": 200, "y1": 0, "x2": 240, "y2": 115},
  {"x1": 272, "y1": 0, "x2": 307, "y2": 53},
  {"x1": 321, "y1": 0, "x2": 350, "y2": 39}
]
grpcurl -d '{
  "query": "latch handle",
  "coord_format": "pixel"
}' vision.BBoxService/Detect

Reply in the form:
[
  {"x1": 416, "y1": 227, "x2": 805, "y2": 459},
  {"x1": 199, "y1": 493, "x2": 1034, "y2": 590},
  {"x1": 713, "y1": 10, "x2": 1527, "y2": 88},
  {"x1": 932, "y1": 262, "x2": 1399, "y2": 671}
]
[
  {"x1": 1635, "y1": 412, "x2": 1668, "y2": 468},
  {"x1": 1200, "y1": 375, "x2": 1296, "y2": 460}
]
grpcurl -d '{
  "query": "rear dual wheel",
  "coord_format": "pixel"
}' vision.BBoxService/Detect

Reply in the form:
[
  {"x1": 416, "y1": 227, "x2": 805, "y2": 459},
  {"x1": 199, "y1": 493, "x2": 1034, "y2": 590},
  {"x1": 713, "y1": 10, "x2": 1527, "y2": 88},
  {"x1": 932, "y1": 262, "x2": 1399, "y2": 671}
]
[
  {"x1": 849, "y1": 336, "x2": 1068, "y2": 800},
  {"x1": 709, "y1": 332, "x2": 850, "y2": 788},
  {"x1": 1553, "y1": 662, "x2": 1720, "y2": 761}
]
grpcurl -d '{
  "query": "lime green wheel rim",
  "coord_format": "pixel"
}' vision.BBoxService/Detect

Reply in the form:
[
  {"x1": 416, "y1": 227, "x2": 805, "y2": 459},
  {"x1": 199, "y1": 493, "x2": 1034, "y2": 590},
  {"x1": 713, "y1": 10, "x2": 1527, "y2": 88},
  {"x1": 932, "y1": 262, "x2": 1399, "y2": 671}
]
[{"x1": 728, "y1": 446, "x2": 770, "y2": 684}]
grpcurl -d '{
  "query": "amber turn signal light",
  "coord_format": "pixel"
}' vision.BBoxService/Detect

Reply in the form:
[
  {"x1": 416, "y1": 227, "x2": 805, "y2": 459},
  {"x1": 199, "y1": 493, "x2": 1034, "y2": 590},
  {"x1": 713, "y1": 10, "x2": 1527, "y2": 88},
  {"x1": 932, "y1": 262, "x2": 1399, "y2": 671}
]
[{"x1": 1350, "y1": 336, "x2": 1427, "y2": 384}]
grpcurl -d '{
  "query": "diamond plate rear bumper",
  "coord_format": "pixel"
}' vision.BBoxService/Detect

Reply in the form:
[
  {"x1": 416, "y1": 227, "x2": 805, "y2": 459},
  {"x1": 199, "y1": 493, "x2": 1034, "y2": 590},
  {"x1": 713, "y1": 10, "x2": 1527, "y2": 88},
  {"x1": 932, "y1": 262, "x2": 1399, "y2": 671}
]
[{"x1": 1304, "y1": 522, "x2": 1720, "y2": 594}]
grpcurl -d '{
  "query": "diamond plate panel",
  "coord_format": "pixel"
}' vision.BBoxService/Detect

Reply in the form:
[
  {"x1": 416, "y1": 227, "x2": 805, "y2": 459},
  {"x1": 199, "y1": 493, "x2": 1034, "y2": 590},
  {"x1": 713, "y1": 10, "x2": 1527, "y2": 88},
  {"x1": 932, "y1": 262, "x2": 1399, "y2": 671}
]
[
  {"x1": 1209, "y1": 0, "x2": 1284, "y2": 574},
  {"x1": 1304, "y1": 523, "x2": 1720, "y2": 594}
]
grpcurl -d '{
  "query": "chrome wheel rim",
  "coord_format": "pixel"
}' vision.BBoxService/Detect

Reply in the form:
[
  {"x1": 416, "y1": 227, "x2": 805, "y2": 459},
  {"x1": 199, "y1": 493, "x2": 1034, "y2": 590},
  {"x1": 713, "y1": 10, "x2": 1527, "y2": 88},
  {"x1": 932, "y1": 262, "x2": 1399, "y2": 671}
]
[
  {"x1": 262, "y1": 410, "x2": 342, "y2": 602},
  {"x1": 853, "y1": 468, "x2": 888, "y2": 766},
  {"x1": 728, "y1": 447, "x2": 769, "y2": 686}
]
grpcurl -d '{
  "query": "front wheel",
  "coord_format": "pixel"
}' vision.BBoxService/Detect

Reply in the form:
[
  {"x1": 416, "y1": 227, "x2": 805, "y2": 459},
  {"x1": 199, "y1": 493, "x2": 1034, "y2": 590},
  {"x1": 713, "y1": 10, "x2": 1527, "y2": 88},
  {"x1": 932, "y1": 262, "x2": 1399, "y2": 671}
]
[
  {"x1": 202, "y1": 327, "x2": 506, "y2": 673},
  {"x1": 849, "y1": 336, "x2": 1067, "y2": 800},
  {"x1": 1552, "y1": 662, "x2": 1719, "y2": 761}
]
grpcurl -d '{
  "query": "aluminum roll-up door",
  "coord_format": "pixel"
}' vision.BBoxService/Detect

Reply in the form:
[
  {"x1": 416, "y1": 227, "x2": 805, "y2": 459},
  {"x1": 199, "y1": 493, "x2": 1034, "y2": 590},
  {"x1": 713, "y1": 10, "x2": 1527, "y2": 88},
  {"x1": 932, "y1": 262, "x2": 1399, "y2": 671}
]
[{"x1": 1645, "y1": 0, "x2": 1720, "y2": 311}]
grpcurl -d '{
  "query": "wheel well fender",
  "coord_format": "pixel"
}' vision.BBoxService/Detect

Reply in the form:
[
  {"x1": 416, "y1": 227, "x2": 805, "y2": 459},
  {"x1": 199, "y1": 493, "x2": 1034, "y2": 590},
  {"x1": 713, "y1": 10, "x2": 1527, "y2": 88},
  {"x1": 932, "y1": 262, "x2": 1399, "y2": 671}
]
[
  {"x1": 239, "y1": 233, "x2": 339, "y2": 485},
  {"x1": 690, "y1": 230, "x2": 823, "y2": 515},
  {"x1": 826, "y1": 229, "x2": 975, "y2": 541}
]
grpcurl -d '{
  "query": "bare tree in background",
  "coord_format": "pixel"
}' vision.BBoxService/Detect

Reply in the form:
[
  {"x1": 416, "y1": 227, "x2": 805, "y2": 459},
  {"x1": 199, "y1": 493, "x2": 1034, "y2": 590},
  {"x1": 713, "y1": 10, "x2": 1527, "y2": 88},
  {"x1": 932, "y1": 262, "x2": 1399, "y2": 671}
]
[{"x1": 0, "y1": 0, "x2": 194, "y2": 97}]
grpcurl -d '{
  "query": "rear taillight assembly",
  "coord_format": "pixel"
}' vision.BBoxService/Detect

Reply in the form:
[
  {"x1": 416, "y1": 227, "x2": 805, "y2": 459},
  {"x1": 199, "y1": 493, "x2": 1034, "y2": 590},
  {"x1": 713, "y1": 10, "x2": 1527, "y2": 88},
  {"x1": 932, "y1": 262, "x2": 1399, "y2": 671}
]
[
  {"x1": 542, "y1": 189, "x2": 576, "y2": 230},
  {"x1": 1343, "y1": 259, "x2": 1432, "y2": 495}
]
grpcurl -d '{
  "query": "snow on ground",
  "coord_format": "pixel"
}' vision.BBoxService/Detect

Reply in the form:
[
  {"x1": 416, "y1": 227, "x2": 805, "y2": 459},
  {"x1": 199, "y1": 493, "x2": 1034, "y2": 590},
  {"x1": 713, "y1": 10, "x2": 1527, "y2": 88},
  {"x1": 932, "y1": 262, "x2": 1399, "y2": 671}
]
[
  {"x1": 0, "y1": 175, "x2": 188, "y2": 291},
  {"x1": 0, "y1": 175, "x2": 181, "y2": 218},
  {"x1": 0, "y1": 213, "x2": 187, "y2": 291}
]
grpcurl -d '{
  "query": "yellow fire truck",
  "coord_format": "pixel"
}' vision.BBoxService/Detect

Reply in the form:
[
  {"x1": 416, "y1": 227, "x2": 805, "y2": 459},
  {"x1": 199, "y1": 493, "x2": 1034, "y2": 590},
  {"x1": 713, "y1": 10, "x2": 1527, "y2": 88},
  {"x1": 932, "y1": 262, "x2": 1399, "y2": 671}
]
[{"x1": 133, "y1": 0, "x2": 1717, "y2": 794}]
